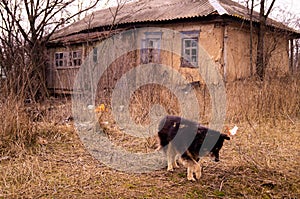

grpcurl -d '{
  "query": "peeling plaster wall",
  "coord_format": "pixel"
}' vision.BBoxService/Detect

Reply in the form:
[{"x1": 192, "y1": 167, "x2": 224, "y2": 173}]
[
  {"x1": 226, "y1": 25, "x2": 253, "y2": 81},
  {"x1": 46, "y1": 21, "x2": 291, "y2": 92},
  {"x1": 225, "y1": 22, "x2": 290, "y2": 81}
]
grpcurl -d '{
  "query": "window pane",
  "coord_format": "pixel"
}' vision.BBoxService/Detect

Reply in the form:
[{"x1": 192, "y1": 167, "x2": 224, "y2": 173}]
[
  {"x1": 141, "y1": 33, "x2": 161, "y2": 64},
  {"x1": 192, "y1": 49, "x2": 197, "y2": 55},
  {"x1": 192, "y1": 40, "x2": 197, "y2": 47},
  {"x1": 192, "y1": 56, "x2": 197, "y2": 62},
  {"x1": 93, "y1": 48, "x2": 98, "y2": 63},
  {"x1": 148, "y1": 40, "x2": 154, "y2": 48},
  {"x1": 185, "y1": 40, "x2": 191, "y2": 47},
  {"x1": 185, "y1": 49, "x2": 190, "y2": 55}
]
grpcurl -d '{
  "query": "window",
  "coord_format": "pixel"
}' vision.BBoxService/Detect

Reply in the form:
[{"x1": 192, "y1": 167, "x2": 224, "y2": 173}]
[
  {"x1": 71, "y1": 51, "x2": 82, "y2": 66},
  {"x1": 55, "y1": 52, "x2": 65, "y2": 67},
  {"x1": 0, "y1": 66, "x2": 6, "y2": 79},
  {"x1": 181, "y1": 31, "x2": 199, "y2": 68},
  {"x1": 93, "y1": 47, "x2": 98, "y2": 63},
  {"x1": 140, "y1": 32, "x2": 162, "y2": 64},
  {"x1": 55, "y1": 50, "x2": 82, "y2": 67}
]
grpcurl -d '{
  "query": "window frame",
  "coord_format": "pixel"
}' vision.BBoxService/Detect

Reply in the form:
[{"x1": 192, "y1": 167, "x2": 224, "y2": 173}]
[
  {"x1": 180, "y1": 31, "x2": 200, "y2": 68},
  {"x1": 54, "y1": 49, "x2": 83, "y2": 68},
  {"x1": 140, "y1": 32, "x2": 162, "y2": 64}
]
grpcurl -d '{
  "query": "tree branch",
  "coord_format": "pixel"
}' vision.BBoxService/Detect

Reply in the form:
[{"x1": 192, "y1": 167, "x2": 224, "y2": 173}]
[{"x1": 265, "y1": 0, "x2": 276, "y2": 18}]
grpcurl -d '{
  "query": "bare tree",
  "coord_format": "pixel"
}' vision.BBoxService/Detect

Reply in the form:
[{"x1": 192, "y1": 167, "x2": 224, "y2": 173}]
[
  {"x1": 0, "y1": 0, "x2": 102, "y2": 101},
  {"x1": 275, "y1": 7, "x2": 300, "y2": 74},
  {"x1": 245, "y1": 0, "x2": 256, "y2": 75},
  {"x1": 256, "y1": 0, "x2": 276, "y2": 80}
]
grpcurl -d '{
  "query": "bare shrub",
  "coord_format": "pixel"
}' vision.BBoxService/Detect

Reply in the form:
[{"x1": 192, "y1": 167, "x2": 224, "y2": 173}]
[{"x1": 226, "y1": 74, "x2": 300, "y2": 123}]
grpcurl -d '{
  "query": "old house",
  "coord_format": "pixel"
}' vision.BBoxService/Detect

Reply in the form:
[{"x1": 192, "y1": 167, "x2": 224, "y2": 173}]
[{"x1": 46, "y1": 0, "x2": 300, "y2": 94}]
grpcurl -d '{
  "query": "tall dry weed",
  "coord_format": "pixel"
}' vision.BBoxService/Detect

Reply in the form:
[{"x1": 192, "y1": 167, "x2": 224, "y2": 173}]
[
  {"x1": 0, "y1": 93, "x2": 72, "y2": 157},
  {"x1": 0, "y1": 97, "x2": 38, "y2": 157},
  {"x1": 127, "y1": 74, "x2": 299, "y2": 125},
  {"x1": 226, "y1": 74, "x2": 300, "y2": 123},
  {"x1": 129, "y1": 84, "x2": 180, "y2": 125}
]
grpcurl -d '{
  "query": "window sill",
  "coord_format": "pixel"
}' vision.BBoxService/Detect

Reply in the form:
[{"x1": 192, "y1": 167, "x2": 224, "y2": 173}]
[
  {"x1": 180, "y1": 65, "x2": 199, "y2": 68},
  {"x1": 55, "y1": 66, "x2": 80, "y2": 70}
]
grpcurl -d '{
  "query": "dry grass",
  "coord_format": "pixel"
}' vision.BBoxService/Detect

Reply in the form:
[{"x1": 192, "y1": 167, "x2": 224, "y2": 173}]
[
  {"x1": 0, "y1": 97, "x2": 38, "y2": 157},
  {"x1": 226, "y1": 74, "x2": 300, "y2": 123},
  {"x1": 0, "y1": 118, "x2": 299, "y2": 198},
  {"x1": 0, "y1": 75, "x2": 300, "y2": 198}
]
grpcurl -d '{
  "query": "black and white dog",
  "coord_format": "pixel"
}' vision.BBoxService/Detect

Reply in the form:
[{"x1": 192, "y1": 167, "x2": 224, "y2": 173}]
[{"x1": 157, "y1": 115, "x2": 238, "y2": 181}]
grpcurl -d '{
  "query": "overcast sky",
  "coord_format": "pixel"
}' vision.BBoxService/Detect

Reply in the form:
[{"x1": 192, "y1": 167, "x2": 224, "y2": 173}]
[
  {"x1": 250, "y1": 0, "x2": 300, "y2": 29},
  {"x1": 276, "y1": 0, "x2": 300, "y2": 16}
]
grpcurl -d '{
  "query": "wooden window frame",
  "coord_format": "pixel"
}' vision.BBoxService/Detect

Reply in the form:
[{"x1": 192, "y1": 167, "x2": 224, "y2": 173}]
[
  {"x1": 54, "y1": 49, "x2": 82, "y2": 69},
  {"x1": 181, "y1": 31, "x2": 199, "y2": 68},
  {"x1": 140, "y1": 32, "x2": 162, "y2": 64}
]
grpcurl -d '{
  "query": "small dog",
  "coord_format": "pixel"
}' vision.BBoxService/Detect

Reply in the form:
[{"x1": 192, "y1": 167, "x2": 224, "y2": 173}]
[{"x1": 157, "y1": 115, "x2": 237, "y2": 181}]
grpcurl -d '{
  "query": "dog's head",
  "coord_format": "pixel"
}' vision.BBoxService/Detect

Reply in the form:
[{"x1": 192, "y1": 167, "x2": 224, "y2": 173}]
[
  {"x1": 210, "y1": 125, "x2": 238, "y2": 162},
  {"x1": 210, "y1": 133, "x2": 230, "y2": 162}
]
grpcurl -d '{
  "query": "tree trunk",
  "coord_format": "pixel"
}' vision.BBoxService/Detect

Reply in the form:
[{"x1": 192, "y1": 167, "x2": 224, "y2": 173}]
[
  {"x1": 256, "y1": 0, "x2": 266, "y2": 80},
  {"x1": 249, "y1": 0, "x2": 254, "y2": 75},
  {"x1": 255, "y1": 0, "x2": 276, "y2": 80}
]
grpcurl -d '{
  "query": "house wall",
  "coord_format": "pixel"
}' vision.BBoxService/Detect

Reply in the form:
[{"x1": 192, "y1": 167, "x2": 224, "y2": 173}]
[
  {"x1": 264, "y1": 32, "x2": 289, "y2": 74},
  {"x1": 46, "y1": 20, "x2": 291, "y2": 93},
  {"x1": 174, "y1": 23, "x2": 224, "y2": 84},
  {"x1": 225, "y1": 22, "x2": 289, "y2": 81},
  {"x1": 226, "y1": 24, "x2": 253, "y2": 81},
  {"x1": 47, "y1": 44, "x2": 86, "y2": 92},
  {"x1": 133, "y1": 23, "x2": 225, "y2": 85}
]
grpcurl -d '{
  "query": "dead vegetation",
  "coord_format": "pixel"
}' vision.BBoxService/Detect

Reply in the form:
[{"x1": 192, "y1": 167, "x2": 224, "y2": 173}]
[{"x1": 0, "y1": 74, "x2": 299, "y2": 198}]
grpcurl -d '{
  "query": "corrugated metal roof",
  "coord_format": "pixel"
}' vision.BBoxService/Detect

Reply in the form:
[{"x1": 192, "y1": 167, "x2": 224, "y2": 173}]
[{"x1": 50, "y1": 0, "x2": 299, "y2": 42}]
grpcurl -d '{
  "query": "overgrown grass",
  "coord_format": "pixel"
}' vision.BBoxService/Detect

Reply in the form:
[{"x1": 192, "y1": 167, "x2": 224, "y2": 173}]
[
  {"x1": 0, "y1": 119, "x2": 298, "y2": 198},
  {"x1": 0, "y1": 95, "x2": 72, "y2": 157},
  {"x1": 226, "y1": 74, "x2": 300, "y2": 123},
  {"x1": 0, "y1": 74, "x2": 299, "y2": 198},
  {"x1": 0, "y1": 97, "x2": 38, "y2": 157}
]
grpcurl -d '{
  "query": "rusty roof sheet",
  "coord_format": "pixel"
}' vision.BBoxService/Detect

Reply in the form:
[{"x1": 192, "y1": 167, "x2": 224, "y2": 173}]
[{"x1": 50, "y1": 0, "x2": 299, "y2": 42}]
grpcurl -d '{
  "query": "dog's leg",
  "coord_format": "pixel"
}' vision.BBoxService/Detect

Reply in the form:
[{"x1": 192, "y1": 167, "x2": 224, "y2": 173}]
[
  {"x1": 173, "y1": 154, "x2": 180, "y2": 169},
  {"x1": 167, "y1": 143, "x2": 174, "y2": 171},
  {"x1": 181, "y1": 159, "x2": 196, "y2": 181},
  {"x1": 194, "y1": 162, "x2": 202, "y2": 180},
  {"x1": 187, "y1": 165, "x2": 196, "y2": 181}
]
